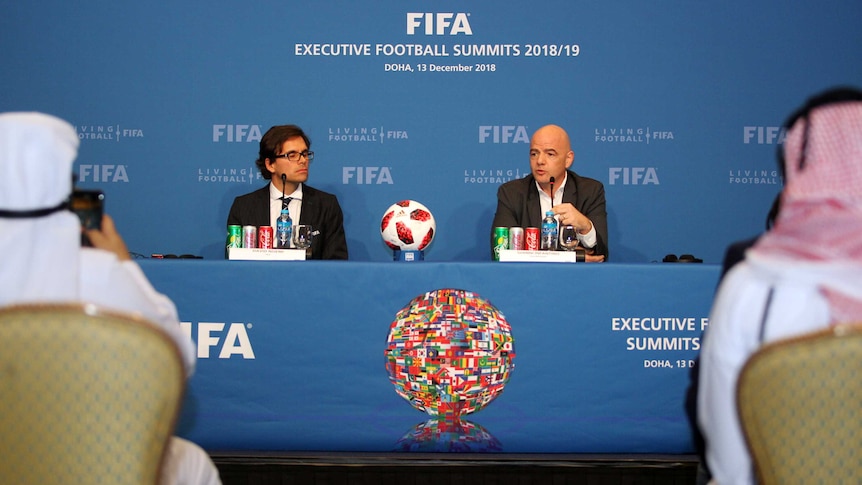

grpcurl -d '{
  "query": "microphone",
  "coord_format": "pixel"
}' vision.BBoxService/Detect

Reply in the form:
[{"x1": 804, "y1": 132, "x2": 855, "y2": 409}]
[
  {"x1": 549, "y1": 176, "x2": 558, "y2": 251},
  {"x1": 281, "y1": 173, "x2": 288, "y2": 210}
]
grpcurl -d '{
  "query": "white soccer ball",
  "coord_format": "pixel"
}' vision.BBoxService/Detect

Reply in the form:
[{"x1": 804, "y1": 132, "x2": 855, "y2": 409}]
[{"x1": 380, "y1": 200, "x2": 436, "y2": 251}]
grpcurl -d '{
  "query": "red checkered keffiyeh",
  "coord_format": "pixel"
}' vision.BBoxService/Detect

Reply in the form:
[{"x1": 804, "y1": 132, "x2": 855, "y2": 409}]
[{"x1": 751, "y1": 101, "x2": 862, "y2": 323}]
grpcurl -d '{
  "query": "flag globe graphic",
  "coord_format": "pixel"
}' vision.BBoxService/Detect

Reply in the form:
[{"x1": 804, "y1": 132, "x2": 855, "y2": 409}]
[{"x1": 384, "y1": 288, "x2": 516, "y2": 420}]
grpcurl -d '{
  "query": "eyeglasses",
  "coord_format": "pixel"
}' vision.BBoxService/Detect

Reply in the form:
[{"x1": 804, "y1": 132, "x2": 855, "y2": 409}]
[{"x1": 273, "y1": 150, "x2": 314, "y2": 163}]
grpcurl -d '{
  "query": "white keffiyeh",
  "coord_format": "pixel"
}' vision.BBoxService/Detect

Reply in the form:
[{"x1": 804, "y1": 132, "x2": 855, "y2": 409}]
[{"x1": 0, "y1": 112, "x2": 81, "y2": 304}]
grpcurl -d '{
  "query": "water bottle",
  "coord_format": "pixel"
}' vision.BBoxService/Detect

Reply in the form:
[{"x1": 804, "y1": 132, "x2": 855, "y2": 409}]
[
  {"x1": 276, "y1": 208, "x2": 292, "y2": 249},
  {"x1": 540, "y1": 210, "x2": 558, "y2": 250}
]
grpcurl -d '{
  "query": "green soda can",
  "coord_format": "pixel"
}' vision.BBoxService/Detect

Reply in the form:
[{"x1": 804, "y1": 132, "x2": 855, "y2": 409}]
[
  {"x1": 227, "y1": 225, "x2": 242, "y2": 249},
  {"x1": 493, "y1": 227, "x2": 509, "y2": 261}
]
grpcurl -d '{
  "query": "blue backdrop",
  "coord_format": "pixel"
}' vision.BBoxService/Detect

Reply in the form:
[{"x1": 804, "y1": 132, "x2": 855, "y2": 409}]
[{"x1": 2, "y1": 1, "x2": 861, "y2": 262}]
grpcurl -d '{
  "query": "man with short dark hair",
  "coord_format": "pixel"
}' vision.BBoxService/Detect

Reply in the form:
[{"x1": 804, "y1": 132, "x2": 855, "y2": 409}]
[{"x1": 227, "y1": 124, "x2": 348, "y2": 260}]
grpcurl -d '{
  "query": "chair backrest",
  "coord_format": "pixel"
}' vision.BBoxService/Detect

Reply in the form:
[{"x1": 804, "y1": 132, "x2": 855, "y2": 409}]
[
  {"x1": 736, "y1": 324, "x2": 862, "y2": 485},
  {"x1": 0, "y1": 303, "x2": 185, "y2": 485}
]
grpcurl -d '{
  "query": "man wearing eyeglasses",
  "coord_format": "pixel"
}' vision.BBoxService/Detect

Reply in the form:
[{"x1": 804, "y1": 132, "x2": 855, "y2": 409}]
[{"x1": 227, "y1": 124, "x2": 349, "y2": 259}]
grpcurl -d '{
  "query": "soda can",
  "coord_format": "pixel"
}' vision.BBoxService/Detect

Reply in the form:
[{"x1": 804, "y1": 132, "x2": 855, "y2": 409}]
[
  {"x1": 509, "y1": 227, "x2": 525, "y2": 250},
  {"x1": 226, "y1": 225, "x2": 242, "y2": 249},
  {"x1": 258, "y1": 226, "x2": 273, "y2": 249},
  {"x1": 525, "y1": 227, "x2": 540, "y2": 251},
  {"x1": 493, "y1": 227, "x2": 509, "y2": 261},
  {"x1": 242, "y1": 225, "x2": 257, "y2": 249}
]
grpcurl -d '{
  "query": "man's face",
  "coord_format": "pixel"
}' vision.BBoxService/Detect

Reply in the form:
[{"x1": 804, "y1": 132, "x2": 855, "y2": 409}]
[
  {"x1": 529, "y1": 127, "x2": 573, "y2": 186},
  {"x1": 265, "y1": 136, "x2": 310, "y2": 187}
]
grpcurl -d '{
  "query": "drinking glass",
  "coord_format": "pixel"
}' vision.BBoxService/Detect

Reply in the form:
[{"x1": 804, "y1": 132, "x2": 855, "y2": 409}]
[
  {"x1": 559, "y1": 225, "x2": 580, "y2": 251},
  {"x1": 292, "y1": 224, "x2": 313, "y2": 250}
]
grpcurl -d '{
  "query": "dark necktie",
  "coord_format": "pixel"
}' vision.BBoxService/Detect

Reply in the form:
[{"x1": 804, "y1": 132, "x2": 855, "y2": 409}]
[{"x1": 280, "y1": 196, "x2": 292, "y2": 210}]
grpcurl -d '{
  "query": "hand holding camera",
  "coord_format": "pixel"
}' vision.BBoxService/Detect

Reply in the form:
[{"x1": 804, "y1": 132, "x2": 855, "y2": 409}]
[
  {"x1": 71, "y1": 189, "x2": 130, "y2": 261},
  {"x1": 85, "y1": 214, "x2": 131, "y2": 261}
]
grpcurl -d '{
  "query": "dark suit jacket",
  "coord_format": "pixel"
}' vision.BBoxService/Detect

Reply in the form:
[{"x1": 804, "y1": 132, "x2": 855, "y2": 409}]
[
  {"x1": 491, "y1": 170, "x2": 608, "y2": 259},
  {"x1": 227, "y1": 184, "x2": 349, "y2": 260}
]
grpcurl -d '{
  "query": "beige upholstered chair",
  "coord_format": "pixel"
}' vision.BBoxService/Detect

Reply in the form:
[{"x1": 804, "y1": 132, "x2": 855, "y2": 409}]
[
  {"x1": 736, "y1": 324, "x2": 862, "y2": 485},
  {"x1": 0, "y1": 303, "x2": 185, "y2": 485}
]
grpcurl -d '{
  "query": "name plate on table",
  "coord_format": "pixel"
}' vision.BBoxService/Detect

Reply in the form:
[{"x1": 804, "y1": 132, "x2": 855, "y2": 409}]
[
  {"x1": 498, "y1": 249, "x2": 584, "y2": 263},
  {"x1": 227, "y1": 248, "x2": 306, "y2": 261}
]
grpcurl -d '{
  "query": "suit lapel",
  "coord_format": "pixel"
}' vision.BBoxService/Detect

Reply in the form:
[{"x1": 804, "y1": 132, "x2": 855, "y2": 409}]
[
  {"x1": 298, "y1": 186, "x2": 314, "y2": 225},
  {"x1": 254, "y1": 186, "x2": 270, "y2": 227},
  {"x1": 562, "y1": 171, "x2": 579, "y2": 207},
  {"x1": 525, "y1": 177, "x2": 542, "y2": 228}
]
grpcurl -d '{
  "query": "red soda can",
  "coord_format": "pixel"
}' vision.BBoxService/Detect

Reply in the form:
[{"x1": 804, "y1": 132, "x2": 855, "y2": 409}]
[
  {"x1": 242, "y1": 225, "x2": 257, "y2": 248},
  {"x1": 509, "y1": 227, "x2": 525, "y2": 250},
  {"x1": 258, "y1": 226, "x2": 273, "y2": 249},
  {"x1": 525, "y1": 227, "x2": 539, "y2": 251}
]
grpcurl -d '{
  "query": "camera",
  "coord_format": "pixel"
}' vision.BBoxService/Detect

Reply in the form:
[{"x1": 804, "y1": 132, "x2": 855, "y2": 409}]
[{"x1": 70, "y1": 189, "x2": 104, "y2": 246}]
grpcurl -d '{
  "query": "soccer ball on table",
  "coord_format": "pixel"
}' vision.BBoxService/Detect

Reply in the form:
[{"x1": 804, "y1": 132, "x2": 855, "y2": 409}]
[{"x1": 380, "y1": 200, "x2": 436, "y2": 252}]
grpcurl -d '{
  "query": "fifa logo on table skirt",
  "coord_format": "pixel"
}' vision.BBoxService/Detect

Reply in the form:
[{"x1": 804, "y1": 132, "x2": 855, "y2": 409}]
[
  {"x1": 75, "y1": 125, "x2": 144, "y2": 142},
  {"x1": 180, "y1": 321, "x2": 256, "y2": 359}
]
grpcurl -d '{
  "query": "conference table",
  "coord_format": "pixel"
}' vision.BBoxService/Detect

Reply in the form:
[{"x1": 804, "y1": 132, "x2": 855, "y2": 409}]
[{"x1": 140, "y1": 260, "x2": 720, "y2": 454}]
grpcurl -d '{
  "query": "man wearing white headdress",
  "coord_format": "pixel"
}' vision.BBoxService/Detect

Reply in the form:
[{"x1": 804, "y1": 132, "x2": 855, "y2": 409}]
[
  {"x1": 698, "y1": 87, "x2": 862, "y2": 485},
  {"x1": 0, "y1": 112, "x2": 221, "y2": 485}
]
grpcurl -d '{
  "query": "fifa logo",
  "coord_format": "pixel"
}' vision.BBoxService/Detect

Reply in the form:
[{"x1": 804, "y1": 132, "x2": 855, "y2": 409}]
[
  {"x1": 743, "y1": 126, "x2": 785, "y2": 145},
  {"x1": 609, "y1": 167, "x2": 660, "y2": 185},
  {"x1": 407, "y1": 13, "x2": 473, "y2": 35},
  {"x1": 78, "y1": 164, "x2": 129, "y2": 182},
  {"x1": 343, "y1": 167, "x2": 394, "y2": 184},
  {"x1": 212, "y1": 124, "x2": 263, "y2": 142},
  {"x1": 180, "y1": 322, "x2": 256, "y2": 359},
  {"x1": 479, "y1": 126, "x2": 529, "y2": 143}
]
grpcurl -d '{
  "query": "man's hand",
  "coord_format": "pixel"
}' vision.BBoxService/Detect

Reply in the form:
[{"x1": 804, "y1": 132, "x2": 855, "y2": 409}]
[
  {"x1": 552, "y1": 203, "x2": 592, "y2": 234},
  {"x1": 582, "y1": 245, "x2": 605, "y2": 263},
  {"x1": 85, "y1": 214, "x2": 132, "y2": 261}
]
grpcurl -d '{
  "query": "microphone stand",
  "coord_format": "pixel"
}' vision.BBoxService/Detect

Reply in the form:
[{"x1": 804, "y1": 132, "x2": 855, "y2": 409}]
[
  {"x1": 281, "y1": 174, "x2": 288, "y2": 210},
  {"x1": 549, "y1": 176, "x2": 556, "y2": 250}
]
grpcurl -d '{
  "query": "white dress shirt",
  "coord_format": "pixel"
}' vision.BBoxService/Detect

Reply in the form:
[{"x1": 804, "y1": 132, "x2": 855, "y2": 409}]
[
  {"x1": 535, "y1": 174, "x2": 598, "y2": 248},
  {"x1": 698, "y1": 253, "x2": 861, "y2": 485},
  {"x1": 268, "y1": 182, "x2": 303, "y2": 231}
]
